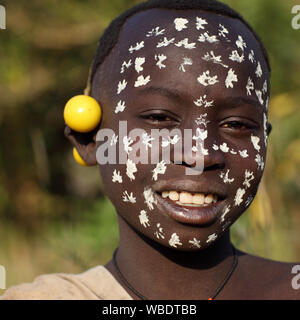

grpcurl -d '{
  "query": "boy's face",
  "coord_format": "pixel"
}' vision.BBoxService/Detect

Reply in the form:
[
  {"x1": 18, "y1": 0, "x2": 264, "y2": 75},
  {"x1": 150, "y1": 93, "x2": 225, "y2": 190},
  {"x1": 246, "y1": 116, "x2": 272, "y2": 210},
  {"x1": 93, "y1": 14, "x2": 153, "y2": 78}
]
[{"x1": 92, "y1": 9, "x2": 270, "y2": 251}]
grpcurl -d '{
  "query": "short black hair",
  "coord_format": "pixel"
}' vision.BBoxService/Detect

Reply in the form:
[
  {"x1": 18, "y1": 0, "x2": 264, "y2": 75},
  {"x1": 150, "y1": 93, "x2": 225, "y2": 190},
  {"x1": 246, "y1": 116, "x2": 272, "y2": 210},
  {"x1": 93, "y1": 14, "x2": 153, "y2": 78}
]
[{"x1": 88, "y1": 0, "x2": 271, "y2": 92}]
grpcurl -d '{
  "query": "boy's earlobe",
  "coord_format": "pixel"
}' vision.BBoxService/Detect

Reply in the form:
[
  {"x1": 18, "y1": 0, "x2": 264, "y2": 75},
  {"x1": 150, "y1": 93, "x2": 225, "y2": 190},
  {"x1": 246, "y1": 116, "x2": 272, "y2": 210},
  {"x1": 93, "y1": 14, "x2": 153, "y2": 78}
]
[{"x1": 64, "y1": 126, "x2": 98, "y2": 166}]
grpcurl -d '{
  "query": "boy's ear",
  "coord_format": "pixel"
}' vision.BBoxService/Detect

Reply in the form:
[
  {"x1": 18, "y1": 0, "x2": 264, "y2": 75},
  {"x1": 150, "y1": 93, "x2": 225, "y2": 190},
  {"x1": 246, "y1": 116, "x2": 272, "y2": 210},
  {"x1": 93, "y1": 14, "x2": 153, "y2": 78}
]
[{"x1": 64, "y1": 126, "x2": 98, "y2": 166}]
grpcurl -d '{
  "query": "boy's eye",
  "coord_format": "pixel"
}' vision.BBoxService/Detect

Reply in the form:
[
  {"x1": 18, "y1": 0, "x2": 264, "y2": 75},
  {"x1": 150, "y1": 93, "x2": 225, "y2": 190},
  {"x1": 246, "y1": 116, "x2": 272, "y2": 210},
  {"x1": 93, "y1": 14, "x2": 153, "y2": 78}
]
[
  {"x1": 147, "y1": 114, "x2": 172, "y2": 122},
  {"x1": 220, "y1": 120, "x2": 258, "y2": 132},
  {"x1": 139, "y1": 110, "x2": 180, "y2": 126}
]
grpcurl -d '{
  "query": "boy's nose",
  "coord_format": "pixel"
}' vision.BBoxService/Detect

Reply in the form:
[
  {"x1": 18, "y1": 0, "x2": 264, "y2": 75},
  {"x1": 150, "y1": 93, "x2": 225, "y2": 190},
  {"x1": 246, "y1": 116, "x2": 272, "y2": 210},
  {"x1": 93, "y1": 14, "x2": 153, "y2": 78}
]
[{"x1": 173, "y1": 143, "x2": 225, "y2": 174}]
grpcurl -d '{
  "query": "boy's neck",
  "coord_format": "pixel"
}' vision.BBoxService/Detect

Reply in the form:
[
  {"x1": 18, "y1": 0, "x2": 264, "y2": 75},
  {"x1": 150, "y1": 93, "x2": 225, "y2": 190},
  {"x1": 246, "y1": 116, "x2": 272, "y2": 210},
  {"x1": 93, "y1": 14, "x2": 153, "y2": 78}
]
[{"x1": 106, "y1": 215, "x2": 237, "y2": 300}]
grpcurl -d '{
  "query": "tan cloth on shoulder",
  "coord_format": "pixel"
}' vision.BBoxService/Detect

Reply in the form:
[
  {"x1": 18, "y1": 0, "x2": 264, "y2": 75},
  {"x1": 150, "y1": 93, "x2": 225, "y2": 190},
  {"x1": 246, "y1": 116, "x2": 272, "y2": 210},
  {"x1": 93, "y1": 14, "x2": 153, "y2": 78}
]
[{"x1": 0, "y1": 266, "x2": 133, "y2": 300}]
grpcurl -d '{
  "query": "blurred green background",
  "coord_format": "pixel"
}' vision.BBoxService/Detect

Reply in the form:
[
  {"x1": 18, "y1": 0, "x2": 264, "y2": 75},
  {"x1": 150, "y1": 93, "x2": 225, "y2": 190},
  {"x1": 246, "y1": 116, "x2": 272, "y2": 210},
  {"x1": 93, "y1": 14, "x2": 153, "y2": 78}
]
[{"x1": 0, "y1": 0, "x2": 300, "y2": 291}]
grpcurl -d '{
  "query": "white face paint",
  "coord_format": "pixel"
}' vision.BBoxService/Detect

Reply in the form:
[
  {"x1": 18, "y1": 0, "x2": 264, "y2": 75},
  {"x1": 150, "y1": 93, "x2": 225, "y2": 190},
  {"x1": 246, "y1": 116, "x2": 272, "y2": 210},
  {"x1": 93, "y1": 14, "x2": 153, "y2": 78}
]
[
  {"x1": 220, "y1": 143, "x2": 230, "y2": 153},
  {"x1": 246, "y1": 77, "x2": 254, "y2": 95},
  {"x1": 255, "y1": 90, "x2": 264, "y2": 106},
  {"x1": 157, "y1": 37, "x2": 175, "y2": 48},
  {"x1": 206, "y1": 233, "x2": 218, "y2": 243},
  {"x1": 197, "y1": 70, "x2": 219, "y2": 86},
  {"x1": 239, "y1": 149, "x2": 249, "y2": 158},
  {"x1": 220, "y1": 205, "x2": 231, "y2": 223},
  {"x1": 248, "y1": 50, "x2": 256, "y2": 63},
  {"x1": 192, "y1": 128, "x2": 208, "y2": 141},
  {"x1": 120, "y1": 59, "x2": 132, "y2": 73},
  {"x1": 203, "y1": 51, "x2": 229, "y2": 68},
  {"x1": 220, "y1": 170, "x2": 235, "y2": 184},
  {"x1": 189, "y1": 238, "x2": 201, "y2": 248},
  {"x1": 143, "y1": 187, "x2": 157, "y2": 210},
  {"x1": 243, "y1": 170, "x2": 255, "y2": 189},
  {"x1": 255, "y1": 61, "x2": 263, "y2": 78},
  {"x1": 198, "y1": 31, "x2": 219, "y2": 43},
  {"x1": 194, "y1": 95, "x2": 214, "y2": 108},
  {"x1": 123, "y1": 191, "x2": 136, "y2": 203},
  {"x1": 225, "y1": 68, "x2": 238, "y2": 88},
  {"x1": 229, "y1": 50, "x2": 244, "y2": 63},
  {"x1": 123, "y1": 136, "x2": 134, "y2": 154},
  {"x1": 152, "y1": 160, "x2": 167, "y2": 181},
  {"x1": 139, "y1": 210, "x2": 150, "y2": 228},
  {"x1": 175, "y1": 38, "x2": 196, "y2": 49},
  {"x1": 251, "y1": 135, "x2": 261, "y2": 152},
  {"x1": 245, "y1": 196, "x2": 254, "y2": 207},
  {"x1": 161, "y1": 135, "x2": 181, "y2": 148},
  {"x1": 234, "y1": 188, "x2": 246, "y2": 206},
  {"x1": 212, "y1": 144, "x2": 219, "y2": 151},
  {"x1": 236, "y1": 35, "x2": 247, "y2": 51},
  {"x1": 263, "y1": 113, "x2": 268, "y2": 146},
  {"x1": 134, "y1": 75, "x2": 151, "y2": 87},
  {"x1": 154, "y1": 223, "x2": 165, "y2": 239},
  {"x1": 169, "y1": 233, "x2": 182, "y2": 247},
  {"x1": 142, "y1": 132, "x2": 155, "y2": 150},
  {"x1": 135, "y1": 57, "x2": 146, "y2": 73},
  {"x1": 196, "y1": 17, "x2": 208, "y2": 30},
  {"x1": 155, "y1": 54, "x2": 167, "y2": 69},
  {"x1": 218, "y1": 24, "x2": 229, "y2": 37},
  {"x1": 117, "y1": 80, "x2": 127, "y2": 94},
  {"x1": 126, "y1": 158, "x2": 137, "y2": 181},
  {"x1": 255, "y1": 154, "x2": 265, "y2": 171},
  {"x1": 195, "y1": 113, "x2": 210, "y2": 127},
  {"x1": 115, "y1": 100, "x2": 126, "y2": 114},
  {"x1": 174, "y1": 18, "x2": 189, "y2": 31},
  {"x1": 112, "y1": 169, "x2": 123, "y2": 183},
  {"x1": 146, "y1": 26, "x2": 165, "y2": 37},
  {"x1": 230, "y1": 149, "x2": 237, "y2": 155},
  {"x1": 129, "y1": 41, "x2": 145, "y2": 53},
  {"x1": 179, "y1": 57, "x2": 193, "y2": 72},
  {"x1": 110, "y1": 133, "x2": 118, "y2": 146}
]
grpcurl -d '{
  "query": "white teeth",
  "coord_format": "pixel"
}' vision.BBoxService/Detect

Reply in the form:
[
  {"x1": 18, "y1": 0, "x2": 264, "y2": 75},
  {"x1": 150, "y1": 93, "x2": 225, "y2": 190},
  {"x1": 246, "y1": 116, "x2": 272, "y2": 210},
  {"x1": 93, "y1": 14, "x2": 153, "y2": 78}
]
[
  {"x1": 162, "y1": 191, "x2": 169, "y2": 198},
  {"x1": 160, "y1": 191, "x2": 218, "y2": 206},
  {"x1": 193, "y1": 193, "x2": 205, "y2": 205},
  {"x1": 204, "y1": 194, "x2": 214, "y2": 204},
  {"x1": 180, "y1": 192, "x2": 193, "y2": 204},
  {"x1": 169, "y1": 191, "x2": 179, "y2": 201}
]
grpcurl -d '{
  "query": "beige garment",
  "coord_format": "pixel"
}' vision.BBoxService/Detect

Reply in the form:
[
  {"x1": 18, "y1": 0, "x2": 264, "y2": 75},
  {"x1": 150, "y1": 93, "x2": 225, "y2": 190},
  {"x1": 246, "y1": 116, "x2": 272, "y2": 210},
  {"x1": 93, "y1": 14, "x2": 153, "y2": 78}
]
[{"x1": 0, "y1": 266, "x2": 133, "y2": 300}]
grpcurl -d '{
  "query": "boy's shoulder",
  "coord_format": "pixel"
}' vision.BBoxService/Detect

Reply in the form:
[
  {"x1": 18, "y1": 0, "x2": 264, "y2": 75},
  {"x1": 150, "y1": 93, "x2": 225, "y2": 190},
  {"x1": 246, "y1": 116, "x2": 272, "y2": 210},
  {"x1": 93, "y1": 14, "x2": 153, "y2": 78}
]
[
  {"x1": 235, "y1": 249, "x2": 300, "y2": 300},
  {"x1": 0, "y1": 265, "x2": 132, "y2": 300}
]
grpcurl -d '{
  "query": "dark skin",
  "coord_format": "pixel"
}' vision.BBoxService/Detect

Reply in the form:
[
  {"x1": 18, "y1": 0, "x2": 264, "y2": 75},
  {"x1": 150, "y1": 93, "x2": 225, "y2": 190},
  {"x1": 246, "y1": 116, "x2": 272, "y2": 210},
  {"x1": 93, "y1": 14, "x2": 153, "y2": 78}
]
[{"x1": 66, "y1": 9, "x2": 299, "y2": 299}]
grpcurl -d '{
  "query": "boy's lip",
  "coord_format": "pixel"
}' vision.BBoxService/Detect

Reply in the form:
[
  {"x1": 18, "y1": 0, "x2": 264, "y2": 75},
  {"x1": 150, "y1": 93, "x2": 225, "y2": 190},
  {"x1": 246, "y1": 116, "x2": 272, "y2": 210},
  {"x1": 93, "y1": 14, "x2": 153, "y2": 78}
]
[
  {"x1": 152, "y1": 179, "x2": 228, "y2": 226},
  {"x1": 155, "y1": 193, "x2": 226, "y2": 226}
]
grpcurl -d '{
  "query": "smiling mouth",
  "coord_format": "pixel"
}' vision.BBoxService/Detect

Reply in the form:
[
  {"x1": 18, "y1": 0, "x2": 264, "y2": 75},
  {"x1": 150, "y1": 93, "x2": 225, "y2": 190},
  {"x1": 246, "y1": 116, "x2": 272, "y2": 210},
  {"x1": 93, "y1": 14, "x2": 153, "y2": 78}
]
[
  {"x1": 155, "y1": 191, "x2": 226, "y2": 226},
  {"x1": 158, "y1": 190, "x2": 219, "y2": 207}
]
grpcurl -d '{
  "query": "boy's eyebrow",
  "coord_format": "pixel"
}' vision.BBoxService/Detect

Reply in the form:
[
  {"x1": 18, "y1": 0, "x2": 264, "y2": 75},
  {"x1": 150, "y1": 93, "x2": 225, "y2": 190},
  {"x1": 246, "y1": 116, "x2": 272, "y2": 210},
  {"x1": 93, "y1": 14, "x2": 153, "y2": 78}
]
[
  {"x1": 224, "y1": 96, "x2": 262, "y2": 109},
  {"x1": 139, "y1": 86, "x2": 185, "y2": 102},
  {"x1": 139, "y1": 87, "x2": 263, "y2": 109}
]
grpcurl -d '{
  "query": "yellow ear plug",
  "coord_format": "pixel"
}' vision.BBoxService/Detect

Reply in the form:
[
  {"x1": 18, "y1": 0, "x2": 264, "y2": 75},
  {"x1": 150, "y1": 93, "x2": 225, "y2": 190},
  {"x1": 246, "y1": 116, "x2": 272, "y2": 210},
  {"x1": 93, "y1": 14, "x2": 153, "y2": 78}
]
[
  {"x1": 64, "y1": 95, "x2": 101, "y2": 133},
  {"x1": 73, "y1": 147, "x2": 89, "y2": 167}
]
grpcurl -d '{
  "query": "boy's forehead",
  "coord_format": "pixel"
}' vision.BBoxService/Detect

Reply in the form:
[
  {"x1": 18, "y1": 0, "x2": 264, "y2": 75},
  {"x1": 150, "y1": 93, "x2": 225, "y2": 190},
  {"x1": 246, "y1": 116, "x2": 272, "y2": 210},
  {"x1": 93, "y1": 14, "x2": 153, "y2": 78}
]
[
  {"x1": 98, "y1": 8, "x2": 269, "y2": 110},
  {"x1": 117, "y1": 8, "x2": 263, "y2": 55}
]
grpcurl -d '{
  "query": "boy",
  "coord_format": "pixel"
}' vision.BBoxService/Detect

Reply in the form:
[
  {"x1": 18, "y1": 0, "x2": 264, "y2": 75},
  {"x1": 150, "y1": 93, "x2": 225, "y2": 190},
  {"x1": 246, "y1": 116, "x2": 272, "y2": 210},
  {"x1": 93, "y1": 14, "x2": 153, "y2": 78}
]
[{"x1": 1, "y1": 0, "x2": 299, "y2": 300}]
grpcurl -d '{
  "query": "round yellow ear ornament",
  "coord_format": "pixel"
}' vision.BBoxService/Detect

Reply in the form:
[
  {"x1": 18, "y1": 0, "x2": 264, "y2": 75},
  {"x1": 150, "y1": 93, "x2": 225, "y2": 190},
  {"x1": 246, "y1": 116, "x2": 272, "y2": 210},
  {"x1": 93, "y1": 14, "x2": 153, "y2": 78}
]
[
  {"x1": 72, "y1": 147, "x2": 89, "y2": 167},
  {"x1": 64, "y1": 95, "x2": 101, "y2": 166},
  {"x1": 64, "y1": 95, "x2": 101, "y2": 133}
]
